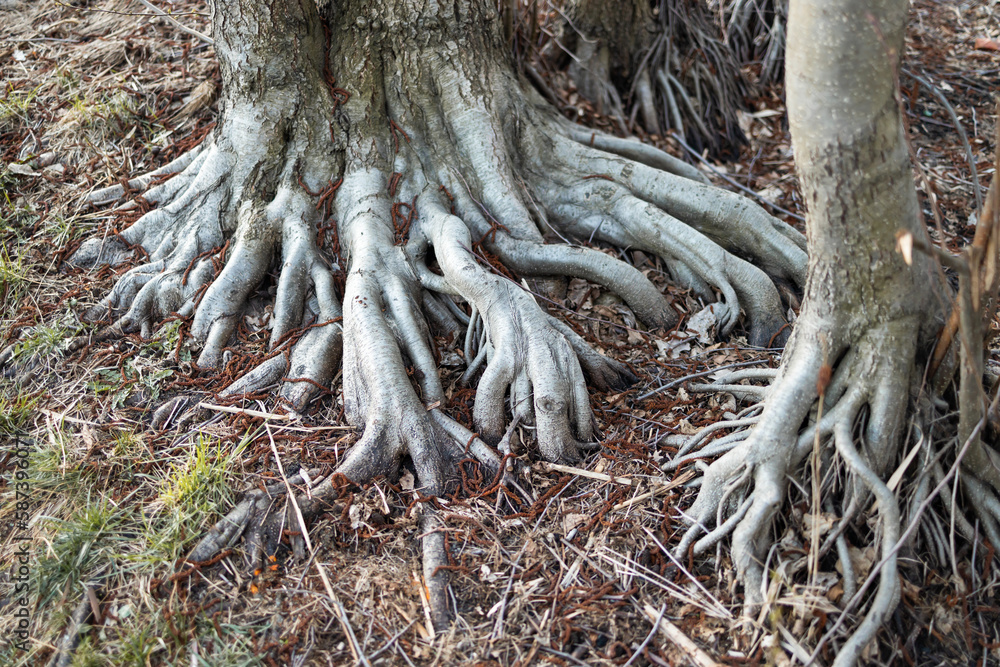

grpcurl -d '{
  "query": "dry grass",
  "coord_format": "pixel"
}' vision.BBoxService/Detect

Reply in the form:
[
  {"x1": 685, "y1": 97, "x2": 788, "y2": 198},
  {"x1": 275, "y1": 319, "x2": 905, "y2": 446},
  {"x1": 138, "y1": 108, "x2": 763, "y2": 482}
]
[{"x1": 1, "y1": 1, "x2": 998, "y2": 666}]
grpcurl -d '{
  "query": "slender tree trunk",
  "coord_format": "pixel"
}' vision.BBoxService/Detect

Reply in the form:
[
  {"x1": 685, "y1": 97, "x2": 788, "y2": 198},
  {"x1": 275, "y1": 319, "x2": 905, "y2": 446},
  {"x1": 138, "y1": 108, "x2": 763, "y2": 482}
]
[
  {"x1": 678, "y1": 1, "x2": 945, "y2": 664},
  {"x1": 788, "y1": 0, "x2": 929, "y2": 338},
  {"x1": 785, "y1": 2, "x2": 933, "y2": 659}
]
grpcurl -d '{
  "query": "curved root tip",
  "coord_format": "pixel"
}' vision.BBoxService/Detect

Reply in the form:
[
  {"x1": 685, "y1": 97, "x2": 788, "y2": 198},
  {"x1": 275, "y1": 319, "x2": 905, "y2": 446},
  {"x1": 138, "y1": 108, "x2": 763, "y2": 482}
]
[
  {"x1": 150, "y1": 396, "x2": 195, "y2": 431},
  {"x1": 0, "y1": 345, "x2": 13, "y2": 372},
  {"x1": 189, "y1": 496, "x2": 256, "y2": 563},
  {"x1": 586, "y1": 357, "x2": 639, "y2": 392},
  {"x1": 46, "y1": 593, "x2": 97, "y2": 667},
  {"x1": 543, "y1": 315, "x2": 637, "y2": 391},
  {"x1": 65, "y1": 237, "x2": 134, "y2": 270},
  {"x1": 189, "y1": 473, "x2": 343, "y2": 569}
]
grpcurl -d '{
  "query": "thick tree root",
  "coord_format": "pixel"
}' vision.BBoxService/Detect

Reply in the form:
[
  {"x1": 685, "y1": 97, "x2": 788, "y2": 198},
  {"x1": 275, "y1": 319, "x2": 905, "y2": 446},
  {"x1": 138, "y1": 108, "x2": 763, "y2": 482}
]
[
  {"x1": 72, "y1": 0, "x2": 344, "y2": 413},
  {"x1": 74, "y1": 0, "x2": 809, "y2": 631},
  {"x1": 73, "y1": 137, "x2": 343, "y2": 368},
  {"x1": 149, "y1": 304, "x2": 344, "y2": 430},
  {"x1": 673, "y1": 315, "x2": 920, "y2": 665}
]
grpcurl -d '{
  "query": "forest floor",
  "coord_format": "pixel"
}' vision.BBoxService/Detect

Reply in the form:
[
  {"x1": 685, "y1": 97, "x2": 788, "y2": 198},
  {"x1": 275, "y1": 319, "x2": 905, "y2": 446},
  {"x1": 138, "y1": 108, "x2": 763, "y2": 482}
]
[{"x1": 1, "y1": 1, "x2": 998, "y2": 666}]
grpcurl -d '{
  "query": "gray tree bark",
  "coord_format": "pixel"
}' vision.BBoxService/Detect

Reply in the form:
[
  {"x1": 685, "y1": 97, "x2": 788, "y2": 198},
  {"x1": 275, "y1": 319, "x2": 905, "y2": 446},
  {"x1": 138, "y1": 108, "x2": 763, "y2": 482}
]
[
  {"x1": 73, "y1": 0, "x2": 807, "y2": 631},
  {"x1": 673, "y1": 0, "x2": 966, "y2": 664}
]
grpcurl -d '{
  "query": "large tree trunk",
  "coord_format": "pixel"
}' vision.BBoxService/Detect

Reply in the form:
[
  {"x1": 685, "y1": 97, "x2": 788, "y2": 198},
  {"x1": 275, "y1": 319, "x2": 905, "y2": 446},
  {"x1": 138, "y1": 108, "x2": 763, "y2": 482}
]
[{"x1": 73, "y1": 0, "x2": 807, "y2": 631}]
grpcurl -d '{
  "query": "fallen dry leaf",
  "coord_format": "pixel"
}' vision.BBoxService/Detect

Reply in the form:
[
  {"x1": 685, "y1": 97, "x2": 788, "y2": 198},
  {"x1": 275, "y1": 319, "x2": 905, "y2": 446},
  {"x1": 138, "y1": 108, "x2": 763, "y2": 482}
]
[
  {"x1": 685, "y1": 304, "x2": 719, "y2": 344},
  {"x1": 562, "y1": 512, "x2": 587, "y2": 533},
  {"x1": 974, "y1": 37, "x2": 1000, "y2": 51},
  {"x1": 803, "y1": 511, "x2": 836, "y2": 537},
  {"x1": 5, "y1": 162, "x2": 38, "y2": 176},
  {"x1": 677, "y1": 418, "x2": 699, "y2": 435}
]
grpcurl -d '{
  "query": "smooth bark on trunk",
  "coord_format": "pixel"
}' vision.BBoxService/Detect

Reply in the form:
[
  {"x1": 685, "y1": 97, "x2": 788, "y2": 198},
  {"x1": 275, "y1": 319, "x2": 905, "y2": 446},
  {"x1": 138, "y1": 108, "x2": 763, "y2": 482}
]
[
  {"x1": 675, "y1": 0, "x2": 956, "y2": 664},
  {"x1": 73, "y1": 0, "x2": 807, "y2": 631}
]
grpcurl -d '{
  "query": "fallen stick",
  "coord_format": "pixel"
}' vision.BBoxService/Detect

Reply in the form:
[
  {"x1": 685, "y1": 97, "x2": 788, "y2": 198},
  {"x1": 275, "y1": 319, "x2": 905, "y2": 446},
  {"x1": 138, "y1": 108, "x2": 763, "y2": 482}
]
[
  {"x1": 198, "y1": 402, "x2": 295, "y2": 420},
  {"x1": 613, "y1": 470, "x2": 695, "y2": 511},
  {"x1": 197, "y1": 402, "x2": 356, "y2": 431},
  {"x1": 539, "y1": 463, "x2": 695, "y2": 510},
  {"x1": 641, "y1": 604, "x2": 721, "y2": 667},
  {"x1": 539, "y1": 461, "x2": 635, "y2": 485}
]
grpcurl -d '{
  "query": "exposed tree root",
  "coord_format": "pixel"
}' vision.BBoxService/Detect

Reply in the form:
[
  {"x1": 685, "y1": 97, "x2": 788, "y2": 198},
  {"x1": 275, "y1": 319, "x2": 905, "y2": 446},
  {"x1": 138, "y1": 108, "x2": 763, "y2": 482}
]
[
  {"x1": 73, "y1": 0, "x2": 807, "y2": 631},
  {"x1": 666, "y1": 299, "x2": 1000, "y2": 665},
  {"x1": 640, "y1": 0, "x2": 753, "y2": 152},
  {"x1": 709, "y1": 0, "x2": 788, "y2": 86},
  {"x1": 44, "y1": 588, "x2": 100, "y2": 667},
  {"x1": 73, "y1": 127, "x2": 344, "y2": 369},
  {"x1": 552, "y1": 0, "x2": 755, "y2": 154},
  {"x1": 670, "y1": 312, "x2": 924, "y2": 665},
  {"x1": 673, "y1": 5, "x2": 964, "y2": 656}
]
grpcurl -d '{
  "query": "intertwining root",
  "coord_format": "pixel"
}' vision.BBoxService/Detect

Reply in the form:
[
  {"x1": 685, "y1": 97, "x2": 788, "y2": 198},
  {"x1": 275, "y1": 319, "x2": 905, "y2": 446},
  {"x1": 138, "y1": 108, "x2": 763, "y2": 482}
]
[
  {"x1": 74, "y1": 0, "x2": 808, "y2": 632},
  {"x1": 556, "y1": 0, "x2": 753, "y2": 152},
  {"x1": 671, "y1": 314, "x2": 930, "y2": 665}
]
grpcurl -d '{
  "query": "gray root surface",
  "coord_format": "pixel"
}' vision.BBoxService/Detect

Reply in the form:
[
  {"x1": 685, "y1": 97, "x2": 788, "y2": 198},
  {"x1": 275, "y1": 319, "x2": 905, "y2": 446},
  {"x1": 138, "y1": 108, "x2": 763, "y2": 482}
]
[
  {"x1": 75, "y1": 0, "x2": 806, "y2": 631},
  {"x1": 673, "y1": 1, "x2": 948, "y2": 665}
]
